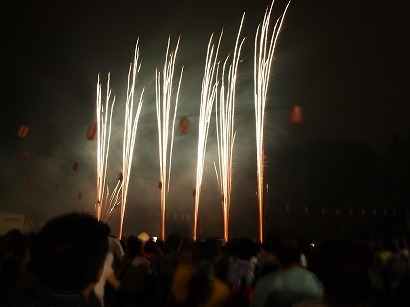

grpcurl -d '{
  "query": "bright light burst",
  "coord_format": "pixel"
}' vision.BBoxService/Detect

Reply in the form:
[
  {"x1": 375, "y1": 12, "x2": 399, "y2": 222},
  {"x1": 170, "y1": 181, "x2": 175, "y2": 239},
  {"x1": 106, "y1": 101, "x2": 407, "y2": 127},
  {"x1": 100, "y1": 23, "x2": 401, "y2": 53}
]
[
  {"x1": 254, "y1": 0, "x2": 290, "y2": 243},
  {"x1": 156, "y1": 37, "x2": 184, "y2": 241},
  {"x1": 95, "y1": 73, "x2": 118, "y2": 222},
  {"x1": 119, "y1": 39, "x2": 145, "y2": 239},
  {"x1": 214, "y1": 14, "x2": 245, "y2": 242},
  {"x1": 194, "y1": 32, "x2": 222, "y2": 241}
]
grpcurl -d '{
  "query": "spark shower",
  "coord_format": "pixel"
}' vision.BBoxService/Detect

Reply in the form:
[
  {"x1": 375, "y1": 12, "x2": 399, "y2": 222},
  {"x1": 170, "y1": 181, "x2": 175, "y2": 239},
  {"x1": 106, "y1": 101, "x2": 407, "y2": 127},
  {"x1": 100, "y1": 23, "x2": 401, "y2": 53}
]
[{"x1": 94, "y1": 0, "x2": 290, "y2": 242}]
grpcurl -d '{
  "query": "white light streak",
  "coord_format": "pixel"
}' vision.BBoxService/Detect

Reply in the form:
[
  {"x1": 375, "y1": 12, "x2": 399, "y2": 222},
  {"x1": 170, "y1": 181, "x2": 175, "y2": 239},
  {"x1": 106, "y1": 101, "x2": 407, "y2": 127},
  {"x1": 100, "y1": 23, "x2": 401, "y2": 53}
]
[
  {"x1": 156, "y1": 36, "x2": 184, "y2": 241},
  {"x1": 214, "y1": 14, "x2": 245, "y2": 242},
  {"x1": 95, "y1": 73, "x2": 117, "y2": 222},
  {"x1": 254, "y1": 0, "x2": 291, "y2": 243},
  {"x1": 194, "y1": 32, "x2": 222, "y2": 241},
  {"x1": 119, "y1": 39, "x2": 145, "y2": 239}
]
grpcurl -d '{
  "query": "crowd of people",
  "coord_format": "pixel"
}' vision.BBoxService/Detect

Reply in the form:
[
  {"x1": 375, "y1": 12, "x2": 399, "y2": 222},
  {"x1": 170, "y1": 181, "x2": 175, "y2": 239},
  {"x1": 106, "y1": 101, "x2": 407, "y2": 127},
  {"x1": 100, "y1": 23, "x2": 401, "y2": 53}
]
[{"x1": 1, "y1": 211, "x2": 410, "y2": 306}]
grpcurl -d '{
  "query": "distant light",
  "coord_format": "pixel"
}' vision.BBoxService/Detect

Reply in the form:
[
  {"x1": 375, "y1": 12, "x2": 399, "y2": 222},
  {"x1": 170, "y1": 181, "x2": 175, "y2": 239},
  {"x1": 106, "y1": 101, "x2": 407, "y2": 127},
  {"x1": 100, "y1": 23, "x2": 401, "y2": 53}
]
[
  {"x1": 18, "y1": 124, "x2": 29, "y2": 139},
  {"x1": 86, "y1": 123, "x2": 97, "y2": 140},
  {"x1": 290, "y1": 104, "x2": 303, "y2": 125},
  {"x1": 138, "y1": 232, "x2": 149, "y2": 243},
  {"x1": 177, "y1": 116, "x2": 189, "y2": 134}
]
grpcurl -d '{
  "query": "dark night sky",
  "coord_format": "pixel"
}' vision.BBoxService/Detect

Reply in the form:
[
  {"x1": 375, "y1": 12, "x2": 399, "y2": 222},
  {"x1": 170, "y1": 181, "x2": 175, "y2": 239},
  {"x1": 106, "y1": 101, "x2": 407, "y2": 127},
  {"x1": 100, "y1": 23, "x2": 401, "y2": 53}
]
[{"x1": 1, "y1": 0, "x2": 409, "y2": 239}]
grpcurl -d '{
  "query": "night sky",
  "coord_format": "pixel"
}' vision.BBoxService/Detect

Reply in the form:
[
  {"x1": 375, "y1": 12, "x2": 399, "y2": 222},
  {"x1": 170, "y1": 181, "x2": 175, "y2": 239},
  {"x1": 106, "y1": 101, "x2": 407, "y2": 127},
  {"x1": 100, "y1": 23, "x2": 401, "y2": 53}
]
[{"x1": 1, "y1": 0, "x2": 409, "y2": 239}]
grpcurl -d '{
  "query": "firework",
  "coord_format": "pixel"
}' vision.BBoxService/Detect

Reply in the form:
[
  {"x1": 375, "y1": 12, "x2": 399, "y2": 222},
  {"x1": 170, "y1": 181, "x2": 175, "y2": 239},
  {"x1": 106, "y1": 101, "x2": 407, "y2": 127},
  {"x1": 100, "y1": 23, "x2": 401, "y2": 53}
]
[
  {"x1": 156, "y1": 37, "x2": 184, "y2": 241},
  {"x1": 194, "y1": 32, "x2": 222, "y2": 241},
  {"x1": 214, "y1": 14, "x2": 245, "y2": 242},
  {"x1": 119, "y1": 39, "x2": 145, "y2": 239},
  {"x1": 95, "y1": 73, "x2": 117, "y2": 222},
  {"x1": 254, "y1": 0, "x2": 290, "y2": 242}
]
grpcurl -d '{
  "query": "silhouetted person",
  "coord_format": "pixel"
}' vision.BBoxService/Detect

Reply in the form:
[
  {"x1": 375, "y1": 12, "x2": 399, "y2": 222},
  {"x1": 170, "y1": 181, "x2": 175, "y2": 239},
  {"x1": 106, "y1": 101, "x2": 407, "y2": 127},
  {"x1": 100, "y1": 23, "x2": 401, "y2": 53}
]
[
  {"x1": 0, "y1": 229, "x2": 31, "y2": 300},
  {"x1": 227, "y1": 237, "x2": 257, "y2": 307},
  {"x1": 158, "y1": 233, "x2": 181, "y2": 303},
  {"x1": 2, "y1": 211, "x2": 109, "y2": 306},
  {"x1": 169, "y1": 238, "x2": 229, "y2": 306},
  {"x1": 296, "y1": 236, "x2": 376, "y2": 307},
  {"x1": 251, "y1": 232, "x2": 323, "y2": 307},
  {"x1": 117, "y1": 235, "x2": 151, "y2": 307}
]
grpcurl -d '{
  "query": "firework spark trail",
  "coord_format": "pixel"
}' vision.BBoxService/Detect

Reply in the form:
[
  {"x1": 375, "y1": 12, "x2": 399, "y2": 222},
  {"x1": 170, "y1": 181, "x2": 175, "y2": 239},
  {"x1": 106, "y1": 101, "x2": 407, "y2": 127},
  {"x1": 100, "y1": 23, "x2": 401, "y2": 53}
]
[
  {"x1": 101, "y1": 180, "x2": 122, "y2": 223},
  {"x1": 194, "y1": 32, "x2": 222, "y2": 241},
  {"x1": 96, "y1": 73, "x2": 116, "y2": 221},
  {"x1": 254, "y1": 0, "x2": 291, "y2": 243},
  {"x1": 214, "y1": 14, "x2": 245, "y2": 242},
  {"x1": 156, "y1": 36, "x2": 184, "y2": 241},
  {"x1": 119, "y1": 39, "x2": 145, "y2": 239}
]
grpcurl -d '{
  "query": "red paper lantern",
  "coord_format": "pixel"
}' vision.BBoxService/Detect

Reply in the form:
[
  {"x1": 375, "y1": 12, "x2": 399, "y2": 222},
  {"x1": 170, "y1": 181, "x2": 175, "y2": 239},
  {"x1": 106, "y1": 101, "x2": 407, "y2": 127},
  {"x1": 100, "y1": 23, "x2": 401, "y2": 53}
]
[
  {"x1": 290, "y1": 104, "x2": 303, "y2": 125},
  {"x1": 18, "y1": 124, "x2": 30, "y2": 139},
  {"x1": 177, "y1": 116, "x2": 189, "y2": 134},
  {"x1": 86, "y1": 123, "x2": 97, "y2": 140},
  {"x1": 72, "y1": 161, "x2": 79, "y2": 171}
]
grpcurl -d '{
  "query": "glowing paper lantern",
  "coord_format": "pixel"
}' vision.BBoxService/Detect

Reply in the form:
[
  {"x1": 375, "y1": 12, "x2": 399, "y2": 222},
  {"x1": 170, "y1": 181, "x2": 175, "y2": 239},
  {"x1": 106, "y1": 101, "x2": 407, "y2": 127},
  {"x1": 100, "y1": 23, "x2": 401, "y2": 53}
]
[
  {"x1": 290, "y1": 104, "x2": 303, "y2": 125},
  {"x1": 86, "y1": 123, "x2": 97, "y2": 140},
  {"x1": 72, "y1": 161, "x2": 79, "y2": 171},
  {"x1": 177, "y1": 116, "x2": 189, "y2": 134},
  {"x1": 18, "y1": 124, "x2": 29, "y2": 139}
]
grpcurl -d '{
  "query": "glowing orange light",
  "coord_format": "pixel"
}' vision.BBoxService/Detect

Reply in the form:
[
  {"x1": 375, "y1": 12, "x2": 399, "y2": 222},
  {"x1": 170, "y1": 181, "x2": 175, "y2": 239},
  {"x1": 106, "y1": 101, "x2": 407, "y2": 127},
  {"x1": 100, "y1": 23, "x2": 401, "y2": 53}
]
[
  {"x1": 86, "y1": 123, "x2": 97, "y2": 140},
  {"x1": 177, "y1": 116, "x2": 189, "y2": 134},
  {"x1": 290, "y1": 104, "x2": 303, "y2": 125},
  {"x1": 18, "y1": 124, "x2": 29, "y2": 139}
]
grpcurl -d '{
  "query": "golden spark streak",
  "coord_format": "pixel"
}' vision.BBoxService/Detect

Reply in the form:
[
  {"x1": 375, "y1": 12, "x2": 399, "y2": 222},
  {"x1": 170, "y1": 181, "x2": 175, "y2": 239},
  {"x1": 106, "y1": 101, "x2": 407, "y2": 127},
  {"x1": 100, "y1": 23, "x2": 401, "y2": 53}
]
[
  {"x1": 119, "y1": 39, "x2": 145, "y2": 239},
  {"x1": 101, "y1": 180, "x2": 122, "y2": 223},
  {"x1": 215, "y1": 14, "x2": 245, "y2": 242},
  {"x1": 254, "y1": 0, "x2": 290, "y2": 243},
  {"x1": 156, "y1": 37, "x2": 184, "y2": 241},
  {"x1": 96, "y1": 73, "x2": 116, "y2": 222},
  {"x1": 194, "y1": 32, "x2": 222, "y2": 241}
]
